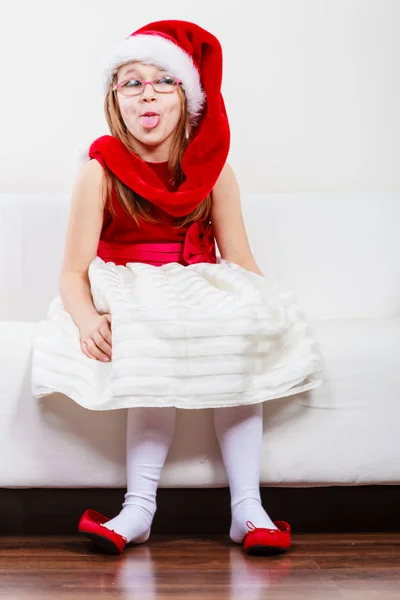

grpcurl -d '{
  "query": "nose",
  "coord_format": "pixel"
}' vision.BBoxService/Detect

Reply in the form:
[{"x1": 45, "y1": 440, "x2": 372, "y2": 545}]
[{"x1": 141, "y1": 82, "x2": 156, "y2": 99}]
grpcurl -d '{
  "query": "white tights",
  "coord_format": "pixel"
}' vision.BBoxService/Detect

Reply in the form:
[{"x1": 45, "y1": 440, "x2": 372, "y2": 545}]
[{"x1": 102, "y1": 403, "x2": 278, "y2": 544}]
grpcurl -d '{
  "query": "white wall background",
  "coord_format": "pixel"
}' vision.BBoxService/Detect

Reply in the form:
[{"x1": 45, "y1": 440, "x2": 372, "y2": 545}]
[{"x1": 0, "y1": 0, "x2": 398, "y2": 193}]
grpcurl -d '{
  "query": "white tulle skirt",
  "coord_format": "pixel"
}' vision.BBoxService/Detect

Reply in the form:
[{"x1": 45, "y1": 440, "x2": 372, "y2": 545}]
[{"x1": 31, "y1": 256, "x2": 324, "y2": 410}]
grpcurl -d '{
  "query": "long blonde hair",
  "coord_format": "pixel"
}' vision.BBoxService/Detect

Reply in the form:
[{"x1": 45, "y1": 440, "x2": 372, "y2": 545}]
[{"x1": 102, "y1": 68, "x2": 211, "y2": 229}]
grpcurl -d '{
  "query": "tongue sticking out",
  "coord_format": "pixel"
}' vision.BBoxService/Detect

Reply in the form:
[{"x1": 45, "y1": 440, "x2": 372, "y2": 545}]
[{"x1": 140, "y1": 115, "x2": 160, "y2": 128}]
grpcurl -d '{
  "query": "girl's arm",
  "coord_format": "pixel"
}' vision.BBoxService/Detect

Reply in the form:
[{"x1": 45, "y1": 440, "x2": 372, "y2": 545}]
[
  {"x1": 59, "y1": 159, "x2": 106, "y2": 329},
  {"x1": 210, "y1": 162, "x2": 264, "y2": 276}
]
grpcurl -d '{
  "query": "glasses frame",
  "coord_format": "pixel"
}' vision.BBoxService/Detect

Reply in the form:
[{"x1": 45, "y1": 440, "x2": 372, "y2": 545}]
[{"x1": 112, "y1": 76, "x2": 183, "y2": 97}]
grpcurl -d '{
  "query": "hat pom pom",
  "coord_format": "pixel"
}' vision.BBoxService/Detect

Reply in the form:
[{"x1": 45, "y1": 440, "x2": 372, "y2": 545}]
[{"x1": 73, "y1": 140, "x2": 92, "y2": 170}]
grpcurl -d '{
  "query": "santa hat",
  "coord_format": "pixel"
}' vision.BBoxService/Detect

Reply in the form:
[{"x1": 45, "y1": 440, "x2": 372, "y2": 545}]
[
  {"x1": 83, "y1": 20, "x2": 231, "y2": 217},
  {"x1": 102, "y1": 21, "x2": 208, "y2": 128}
]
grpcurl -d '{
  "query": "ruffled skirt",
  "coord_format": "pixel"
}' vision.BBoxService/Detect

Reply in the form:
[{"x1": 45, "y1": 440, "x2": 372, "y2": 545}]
[{"x1": 31, "y1": 256, "x2": 324, "y2": 410}]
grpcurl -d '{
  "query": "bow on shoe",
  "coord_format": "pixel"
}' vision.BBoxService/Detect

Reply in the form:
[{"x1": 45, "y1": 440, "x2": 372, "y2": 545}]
[{"x1": 182, "y1": 220, "x2": 217, "y2": 265}]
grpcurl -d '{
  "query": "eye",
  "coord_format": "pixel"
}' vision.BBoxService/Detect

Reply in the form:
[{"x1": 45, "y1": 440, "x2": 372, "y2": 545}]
[
  {"x1": 124, "y1": 79, "x2": 142, "y2": 88},
  {"x1": 156, "y1": 76, "x2": 177, "y2": 85}
]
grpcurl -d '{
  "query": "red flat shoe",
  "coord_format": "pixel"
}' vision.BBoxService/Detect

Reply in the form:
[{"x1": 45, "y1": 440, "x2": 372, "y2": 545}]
[
  {"x1": 78, "y1": 508, "x2": 128, "y2": 555},
  {"x1": 243, "y1": 520, "x2": 291, "y2": 554}
]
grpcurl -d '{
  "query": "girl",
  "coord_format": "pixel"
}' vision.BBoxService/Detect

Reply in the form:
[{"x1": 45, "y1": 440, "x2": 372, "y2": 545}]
[{"x1": 31, "y1": 19, "x2": 324, "y2": 555}]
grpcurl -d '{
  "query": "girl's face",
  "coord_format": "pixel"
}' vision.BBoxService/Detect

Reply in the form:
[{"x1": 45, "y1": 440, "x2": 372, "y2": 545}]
[{"x1": 115, "y1": 61, "x2": 182, "y2": 160}]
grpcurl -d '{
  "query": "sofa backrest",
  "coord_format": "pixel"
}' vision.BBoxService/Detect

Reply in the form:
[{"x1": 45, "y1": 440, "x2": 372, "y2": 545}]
[{"x1": 0, "y1": 192, "x2": 398, "y2": 322}]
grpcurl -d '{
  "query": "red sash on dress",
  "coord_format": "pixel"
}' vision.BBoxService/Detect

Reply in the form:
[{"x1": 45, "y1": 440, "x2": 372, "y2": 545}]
[{"x1": 97, "y1": 219, "x2": 216, "y2": 267}]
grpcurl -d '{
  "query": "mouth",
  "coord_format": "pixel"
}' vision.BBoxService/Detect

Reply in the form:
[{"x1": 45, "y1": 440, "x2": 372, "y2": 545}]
[{"x1": 139, "y1": 112, "x2": 160, "y2": 129}]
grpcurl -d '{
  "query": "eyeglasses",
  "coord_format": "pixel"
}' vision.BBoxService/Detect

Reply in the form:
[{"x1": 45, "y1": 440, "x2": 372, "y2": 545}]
[{"x1": 112, "y1": 76, "x2": 182, "y2": 97}]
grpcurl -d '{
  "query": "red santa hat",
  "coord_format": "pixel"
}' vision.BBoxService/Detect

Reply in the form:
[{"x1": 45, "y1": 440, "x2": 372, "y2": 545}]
[
  {"x1": 85, "y1": 20, "x2": 231, "y2": 217},
  {"x1": 102, "y1": 21, "x2": 208, "y2": 128}
]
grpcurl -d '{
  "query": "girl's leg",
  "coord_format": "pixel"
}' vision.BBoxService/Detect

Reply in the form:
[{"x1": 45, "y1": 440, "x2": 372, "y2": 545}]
[
  {"x1": 213, "y1": 402, "x2": 278, "y2": 543},
  {"x1": 102, "y1": 405, "x2": 176, "y2": 543}
]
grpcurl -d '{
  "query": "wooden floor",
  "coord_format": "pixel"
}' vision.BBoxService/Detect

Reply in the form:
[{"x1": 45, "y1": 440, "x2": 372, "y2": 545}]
[{"x1": 1, "y1": 532, "x2": 400, "y2": 599}]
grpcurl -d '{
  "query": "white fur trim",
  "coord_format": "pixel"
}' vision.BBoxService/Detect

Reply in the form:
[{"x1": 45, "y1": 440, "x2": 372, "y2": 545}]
[{"x1": 102, "y1": 34, "x2": 206, "y2": 124}]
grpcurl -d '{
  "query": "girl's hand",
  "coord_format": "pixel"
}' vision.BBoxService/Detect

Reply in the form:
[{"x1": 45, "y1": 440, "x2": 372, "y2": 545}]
[{"x1": 79, "y1": 313, "x2": 112, "y2": 362}]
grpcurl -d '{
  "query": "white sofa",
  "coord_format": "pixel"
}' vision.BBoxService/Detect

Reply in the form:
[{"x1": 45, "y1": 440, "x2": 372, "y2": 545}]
[{"x1": 0, "y1": 192, "x2": 399, "y2": 489}]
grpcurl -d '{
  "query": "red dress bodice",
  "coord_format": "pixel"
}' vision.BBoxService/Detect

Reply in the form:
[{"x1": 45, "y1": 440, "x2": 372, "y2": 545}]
[
  {"x1": 99, "y1": 158, "x2": 187, "y2": 245},
  {"x1": 93, "y1": 155, "x2": 217, "y2": 267}
]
